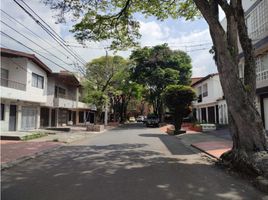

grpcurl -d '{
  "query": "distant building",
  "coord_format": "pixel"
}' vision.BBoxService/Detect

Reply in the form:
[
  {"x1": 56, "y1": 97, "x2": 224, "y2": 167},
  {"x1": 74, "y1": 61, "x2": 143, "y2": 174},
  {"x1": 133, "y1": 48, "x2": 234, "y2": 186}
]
[{"x1": 191, "y1": 73, "x2": 228, "y2": 124}]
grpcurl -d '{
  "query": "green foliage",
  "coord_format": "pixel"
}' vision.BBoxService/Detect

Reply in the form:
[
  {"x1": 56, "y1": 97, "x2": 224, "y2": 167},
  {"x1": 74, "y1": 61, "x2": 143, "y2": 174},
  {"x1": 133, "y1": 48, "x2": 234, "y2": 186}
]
[
  {"x1": 162, "y1": 84, "x2": 196, "y2": 132},
  {"x1": 130, "y1": 44, "x2": 192, "y2": 86},
  {"x1": 83, "y1": 55, "x2": 129, "y2": 122},
  {"x1": 162, "y1": 85, "x2": 196, "y2": 110},
  {"x1": 129, "y1": 44, "x2": 192, "y2": 117},
  {"x1": 43, "y1": 0, "x2": 200, "y2": 49},
  {"x1": 21, "y1": 132, "x2": 48, "y2": 141}
]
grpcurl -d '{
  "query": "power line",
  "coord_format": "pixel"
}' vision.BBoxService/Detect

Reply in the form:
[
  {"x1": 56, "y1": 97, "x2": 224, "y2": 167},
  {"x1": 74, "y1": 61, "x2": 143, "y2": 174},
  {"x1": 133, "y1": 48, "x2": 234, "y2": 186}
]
[
  {"x1": 1, "y1": 20, "x2": 74, "y2": 67},
  {"x1": 13, "y1": 0, "x2": 87, "y2": 70},
  {"x1": 1, "y1": 31, "x2": 71, "y2": 72},
  {"x1": 19, "y1": 0, "x2": 88, "y2": 65},
  {"x1": 0, "y1": 9, "x2": 72, "y2": 60}
]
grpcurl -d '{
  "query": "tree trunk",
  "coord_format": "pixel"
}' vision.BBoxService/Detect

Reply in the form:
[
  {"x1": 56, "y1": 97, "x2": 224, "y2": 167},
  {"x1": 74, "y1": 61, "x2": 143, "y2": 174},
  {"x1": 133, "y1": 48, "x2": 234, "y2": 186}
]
[
  {"x1": 194, "y1": 0, "x2": 267, "y2": 176},
  {"x1": 173, "y1": 108, "x2": 183, "y2": 135},
  {"x1": 95, "y1": 109, "x2": 103, "y2": 124}
]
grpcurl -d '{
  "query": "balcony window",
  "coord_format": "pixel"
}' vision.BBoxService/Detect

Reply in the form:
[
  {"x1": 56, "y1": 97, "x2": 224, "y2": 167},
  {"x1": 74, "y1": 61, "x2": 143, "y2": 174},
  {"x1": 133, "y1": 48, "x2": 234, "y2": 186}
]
[
  {"x1": 1, "y1": 68, "x2": 8, "y2": 87},
  {"x1": 202, "y1": 83, "x2": 208, "y2": 97},
  {"x1": 256, "y1": 54, "x2": 268, "y2": 82},
  {"x1": 55, "y1": 86, "x2": 66, "y2": 98},
  {"x1": 247, "y1": 0, "x2": 268, "y2": 40},
  {"x1": 32, "y1": 73, "x2": 44, "y2": 89}
]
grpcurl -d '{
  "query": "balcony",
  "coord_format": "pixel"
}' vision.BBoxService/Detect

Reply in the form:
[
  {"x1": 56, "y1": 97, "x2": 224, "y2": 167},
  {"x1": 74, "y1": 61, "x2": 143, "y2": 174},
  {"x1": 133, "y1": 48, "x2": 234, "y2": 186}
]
[
  {"x1": 0, "y1": 78, "x2": 26, "y2": 91},
  {"x1": 54, "y1": 97, "x2": 77, "y2": 109},
  {"x1": 257, "y1": 69, "x2": 268, "y2": 89}
]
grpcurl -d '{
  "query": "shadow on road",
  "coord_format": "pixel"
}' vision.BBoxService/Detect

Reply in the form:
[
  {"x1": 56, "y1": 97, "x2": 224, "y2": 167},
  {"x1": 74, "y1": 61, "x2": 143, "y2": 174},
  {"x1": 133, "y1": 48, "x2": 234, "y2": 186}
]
[
  {"x1": 139, "y1": 133, "x2": 194, "y2": 156},
  {"x1": 1, "y1": 143, "x2": 264, "y2": 200}
]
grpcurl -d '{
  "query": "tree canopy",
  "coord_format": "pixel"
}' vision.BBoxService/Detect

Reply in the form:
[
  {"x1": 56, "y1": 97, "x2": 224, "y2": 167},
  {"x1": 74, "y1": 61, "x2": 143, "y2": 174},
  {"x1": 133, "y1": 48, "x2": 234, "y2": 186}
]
[
  {"x1": 129, "y1": 44, "x2": 192, "y2": 119},
  {"x1": 83, "y1": 55, "x2": 128, "y2": 123},
  {"x1": 162, "y1": 84, "x2": 196, "y2": 134}
]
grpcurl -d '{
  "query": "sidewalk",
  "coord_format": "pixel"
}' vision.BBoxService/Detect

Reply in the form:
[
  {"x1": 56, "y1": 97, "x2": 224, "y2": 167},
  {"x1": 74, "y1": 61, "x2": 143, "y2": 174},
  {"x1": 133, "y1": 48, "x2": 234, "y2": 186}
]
[
  {"x1": 1, "y1": 140, "x2": 61, "y2": 169},
  {"x1": 160, "y1": 125, "x2": 232, "y2": 159},
  {"x1": 1, "y1": 125, "x2": 119, "y2": 169}
]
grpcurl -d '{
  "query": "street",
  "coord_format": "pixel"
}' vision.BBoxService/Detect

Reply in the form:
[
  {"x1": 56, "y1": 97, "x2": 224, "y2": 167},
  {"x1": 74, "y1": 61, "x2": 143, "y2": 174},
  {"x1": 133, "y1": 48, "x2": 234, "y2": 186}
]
[{"x1": 1, "y1": 124, "x2": 267, "y2": 200}]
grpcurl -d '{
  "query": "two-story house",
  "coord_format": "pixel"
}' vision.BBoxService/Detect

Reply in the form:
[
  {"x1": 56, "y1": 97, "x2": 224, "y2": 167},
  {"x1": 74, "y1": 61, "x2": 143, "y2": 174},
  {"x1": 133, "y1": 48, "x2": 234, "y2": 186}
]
[
  {"x1": 191, "y1": 73, "x2": 228, "y2": 125},
  {"x1": 1, "y1": 48, "x2": 96, "y2": 132},
  {"x1": 40, "y1": 71, "x2": 95, "y2": 128},
  {"x1": 238, "y1": 0, "x2": 268, "y2": 130},
  {"x1": 0, "y1": 48, "x2": 51, "y2": 131}
]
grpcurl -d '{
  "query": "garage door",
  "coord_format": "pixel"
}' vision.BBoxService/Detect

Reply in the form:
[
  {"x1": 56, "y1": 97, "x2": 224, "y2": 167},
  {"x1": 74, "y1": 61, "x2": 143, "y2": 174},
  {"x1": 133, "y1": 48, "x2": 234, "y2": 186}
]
[
  {"x1": 264, "y1": 98, "x2": 268, "y2": 131},
  {"x1": 21, "y1": 107, "x2": 37, "y2": 130}
]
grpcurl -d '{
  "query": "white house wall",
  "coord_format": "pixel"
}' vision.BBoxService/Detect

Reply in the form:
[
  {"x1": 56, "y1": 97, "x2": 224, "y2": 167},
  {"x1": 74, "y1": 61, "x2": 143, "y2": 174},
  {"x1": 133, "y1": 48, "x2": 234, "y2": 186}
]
[{"x1": 1, "y1": 57, "x2": 47, "y2": 103}]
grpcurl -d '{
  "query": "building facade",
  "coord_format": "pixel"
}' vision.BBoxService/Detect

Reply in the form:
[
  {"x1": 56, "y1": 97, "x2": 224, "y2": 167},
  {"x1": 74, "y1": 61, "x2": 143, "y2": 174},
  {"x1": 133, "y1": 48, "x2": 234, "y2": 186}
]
[
  {"x1": 1, "y1": 48, "x2": 51, "y2": 131},
  {"x1": 40, "y1": 71, "x2": 95, "y2": 128},
  {"x1": 191, "y1": 74, "x2": 228, "y2": 125},
  {"x1": 1, "y1": 48, "x2": 95, "y2": 132},
  {"x1": 238, "y1": 0, "x2": 268, "y2": 130}
]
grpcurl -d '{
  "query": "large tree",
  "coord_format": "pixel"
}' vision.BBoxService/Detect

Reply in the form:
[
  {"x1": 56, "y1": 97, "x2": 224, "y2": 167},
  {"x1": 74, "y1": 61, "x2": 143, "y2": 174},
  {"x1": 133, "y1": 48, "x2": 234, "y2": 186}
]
[
  {"x1": 44, "y1": 0, "x2": 267, "y2": 175},
  {"x1": 83, "y1": 55, "x2": 128, "y2": 123},
  {"x1": 130, "y1": 44, "x2": 192, "y2": 121}
]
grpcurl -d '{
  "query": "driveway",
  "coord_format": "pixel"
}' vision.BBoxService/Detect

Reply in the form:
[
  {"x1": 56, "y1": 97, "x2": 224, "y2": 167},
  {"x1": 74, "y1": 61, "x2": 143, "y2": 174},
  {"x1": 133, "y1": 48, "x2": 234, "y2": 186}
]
[{"x1": 1, "y1": 123, "x2": 267, "y2": 200}]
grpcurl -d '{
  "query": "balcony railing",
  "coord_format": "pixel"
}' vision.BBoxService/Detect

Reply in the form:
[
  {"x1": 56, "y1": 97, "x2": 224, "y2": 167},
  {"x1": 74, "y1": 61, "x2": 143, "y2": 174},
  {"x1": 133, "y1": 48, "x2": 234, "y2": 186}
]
[
  {"x1": 257, "y1": 69, "x2": 268, "y2": 82},
  {"x1": 0, "y1": 78, "x2": 26, "y2": 91},
  {"x1": 248, "y1": 21, "x2": 268, "y2": 42}
]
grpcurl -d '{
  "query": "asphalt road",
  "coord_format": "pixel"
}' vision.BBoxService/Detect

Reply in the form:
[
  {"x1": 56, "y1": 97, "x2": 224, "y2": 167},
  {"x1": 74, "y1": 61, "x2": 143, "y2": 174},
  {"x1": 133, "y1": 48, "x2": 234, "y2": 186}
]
[{"x1": 1, "y1": 123, "x2": 267, "y2": 200}]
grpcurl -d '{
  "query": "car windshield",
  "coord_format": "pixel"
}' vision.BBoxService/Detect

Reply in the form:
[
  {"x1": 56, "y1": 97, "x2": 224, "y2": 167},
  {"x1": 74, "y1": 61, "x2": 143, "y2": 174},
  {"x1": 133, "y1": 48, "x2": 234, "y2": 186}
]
[{"x1": 148, "y1": 116, "x2": 157, "y2": 119}]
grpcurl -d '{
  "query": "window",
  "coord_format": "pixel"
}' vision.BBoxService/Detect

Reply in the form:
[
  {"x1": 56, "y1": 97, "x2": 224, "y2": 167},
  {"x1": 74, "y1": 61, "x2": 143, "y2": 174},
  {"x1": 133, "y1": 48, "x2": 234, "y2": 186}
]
[
  {"x1": 197, "y1": 86, "x2": 202, "y2": 102},
  {"x1": 1, "y1": 104, "x2": 4, "y2": 120},
  {"x1": 1, "y1": 68, "x2": 9, "y2": 87},
  {"x1": 32, "y1": 73, "x2": 44, "y2": 89},
  {"x1": 202, "y1": 83, "x2": 208, "y2": 97},
  {"x1": 248, "y1": 1, "x2": 268, "y2": 40},
  {"x1": 55, "y1": 86, "x2": 66, "y2": 98},
  {"x1": 256, "y1": 54, "x2": 268, "y2": 82}
]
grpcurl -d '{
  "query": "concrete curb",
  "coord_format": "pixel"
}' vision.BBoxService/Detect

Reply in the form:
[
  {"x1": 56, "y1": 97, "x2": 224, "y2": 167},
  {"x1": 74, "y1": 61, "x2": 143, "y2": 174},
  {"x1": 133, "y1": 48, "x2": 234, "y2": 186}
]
[
  {"x1": 190, "y1": 143, "x2": 220, "y2": 160},
  {"x1": 1, "y1": 145, "x2": 63, "y2": 171}
]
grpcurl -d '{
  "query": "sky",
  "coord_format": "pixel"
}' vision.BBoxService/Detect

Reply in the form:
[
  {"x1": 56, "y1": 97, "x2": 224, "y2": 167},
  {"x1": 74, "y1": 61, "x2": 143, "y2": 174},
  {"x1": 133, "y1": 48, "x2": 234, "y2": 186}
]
[{"x1": 0, "y1": 0, "x2": 221, "y2": 77}]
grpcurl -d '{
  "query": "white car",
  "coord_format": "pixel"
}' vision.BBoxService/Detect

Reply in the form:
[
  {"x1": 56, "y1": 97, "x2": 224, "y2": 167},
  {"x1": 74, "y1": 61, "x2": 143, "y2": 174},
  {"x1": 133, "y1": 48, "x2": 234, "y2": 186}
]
[
  {"x1": 136, "y1": 116, "x2": 144, "y2": 122},
  {"x1": 129, "y1": 117, "x2": 136, "y2": 122}
]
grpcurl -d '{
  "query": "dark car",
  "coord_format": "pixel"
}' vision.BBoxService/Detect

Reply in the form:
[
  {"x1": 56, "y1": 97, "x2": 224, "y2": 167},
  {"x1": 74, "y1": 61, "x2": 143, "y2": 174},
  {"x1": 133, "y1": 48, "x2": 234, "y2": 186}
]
[{"x1": 146, "y1": 115, "x2": 160, "y2": 127}]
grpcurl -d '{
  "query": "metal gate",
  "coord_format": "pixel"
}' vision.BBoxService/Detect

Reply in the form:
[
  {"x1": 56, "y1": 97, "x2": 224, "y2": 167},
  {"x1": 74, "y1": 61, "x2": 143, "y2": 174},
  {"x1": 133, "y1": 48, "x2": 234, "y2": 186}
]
[{"x1": 21, "y1": 106, "x2": 37, "y2": 130}]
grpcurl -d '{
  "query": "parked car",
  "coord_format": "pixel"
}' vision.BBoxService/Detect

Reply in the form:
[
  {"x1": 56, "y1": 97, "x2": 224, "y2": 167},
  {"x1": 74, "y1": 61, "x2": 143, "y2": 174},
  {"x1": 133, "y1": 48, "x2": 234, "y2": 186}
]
[
  {"x1": 136, "y1": 115, "x2": 145, "y2": 122},
  {"x1": 129, "y1": 116, "x2": 136, "y2": 122},
  {"x1": 146, "y1": 115, "x2": 160, "y2": 127}
]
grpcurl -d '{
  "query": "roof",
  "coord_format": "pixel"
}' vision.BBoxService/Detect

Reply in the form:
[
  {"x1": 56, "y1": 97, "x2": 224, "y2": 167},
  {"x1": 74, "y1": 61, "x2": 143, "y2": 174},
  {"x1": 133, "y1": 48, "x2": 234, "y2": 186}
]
[
  {"x1": 51, "y1": 71, "x2": 81, "y2": 86},
  {"x1": 0, "y1": 48, "x2": 52, "y2": 73},
  {"x1": 191, "y1": 73, "x2": 219, "y2": 87},
  {"x1": 191, "y1": 77, "x2": 203, "y2": 85}
]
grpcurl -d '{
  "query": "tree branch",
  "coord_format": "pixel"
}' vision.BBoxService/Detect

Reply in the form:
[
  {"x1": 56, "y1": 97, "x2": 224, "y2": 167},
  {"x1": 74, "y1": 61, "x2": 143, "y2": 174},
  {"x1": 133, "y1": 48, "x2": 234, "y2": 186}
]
[{"x1": 215, "y1": 0, "x2": 233, "y2": 15}]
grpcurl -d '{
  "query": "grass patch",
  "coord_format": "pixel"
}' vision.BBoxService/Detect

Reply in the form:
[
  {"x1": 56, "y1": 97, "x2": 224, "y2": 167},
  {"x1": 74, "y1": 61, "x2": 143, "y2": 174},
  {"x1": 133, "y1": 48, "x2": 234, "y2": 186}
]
[{"x1": 21, "y1": 132, "x2": 48, "y2": 141}]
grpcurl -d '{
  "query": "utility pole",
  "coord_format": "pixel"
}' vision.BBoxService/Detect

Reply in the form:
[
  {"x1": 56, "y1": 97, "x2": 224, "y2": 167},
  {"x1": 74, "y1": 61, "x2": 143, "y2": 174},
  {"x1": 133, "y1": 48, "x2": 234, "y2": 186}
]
[{"x1": 104, "y1": 49, "x2": 108, "y2": 126}]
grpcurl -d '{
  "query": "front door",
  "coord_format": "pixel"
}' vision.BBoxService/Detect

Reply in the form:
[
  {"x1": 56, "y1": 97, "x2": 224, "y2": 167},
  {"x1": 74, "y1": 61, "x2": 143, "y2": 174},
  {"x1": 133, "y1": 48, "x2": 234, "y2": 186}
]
[
  {"x1": 9, "y1": 105, "x2": 16, "y2": 131},
  {"x1": 72, "y1": 111, "x2": 76, "y2": 125}
]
